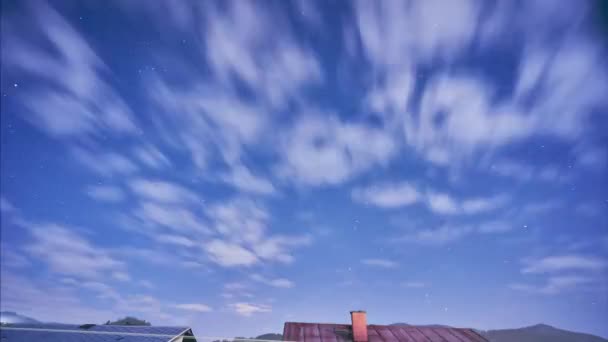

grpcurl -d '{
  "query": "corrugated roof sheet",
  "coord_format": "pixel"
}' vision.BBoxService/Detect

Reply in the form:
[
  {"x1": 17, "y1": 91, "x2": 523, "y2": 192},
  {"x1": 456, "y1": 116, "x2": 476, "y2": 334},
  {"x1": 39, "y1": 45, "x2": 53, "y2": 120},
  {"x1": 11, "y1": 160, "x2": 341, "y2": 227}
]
[
  {"x1": 283, "y1": 322, "x2": 488, "y2": 342},
  {"x1": 0, "y1": 323, "x2": 191, "y2": 342}
]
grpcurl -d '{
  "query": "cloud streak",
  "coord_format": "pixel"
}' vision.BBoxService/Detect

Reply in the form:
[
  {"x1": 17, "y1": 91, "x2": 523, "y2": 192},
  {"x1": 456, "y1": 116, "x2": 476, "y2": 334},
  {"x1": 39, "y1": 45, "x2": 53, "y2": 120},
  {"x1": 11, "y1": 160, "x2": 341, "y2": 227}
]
[
  {"x1": 352, "y1": 182, "x2": 419, "y2": 208},
  {"x1": 277, "y1": 114, "x2": 396, "y2": 186},
  {"x1": 361, "y1": 258, "x2": 399, "y2": 268},
  {"x1": 229, "y1": 302, "x2": 271, "y2": 317},
  {"x1": 509, "y1": 275, "x2": 595, "y2": 295},
  {"x1": 522, "y1": 255, "x2": 608, "y2": 274},
  {"x1": 353, "y1": 181, "x2": 507, "y2": 216},
  {"x1": 250, "y1": 274, "x2": 295, "y2": 288},
  {"x1": 25, "y1": 223, "x2": 125, "y2": 280},
  {"x1": 2, "y1": 1, "x2": 136, "y2": 139},
  {"x1": 85, "y1": 185, "x2": 125, "y2": 203},
  {"x1": 173, "y1": 303, "x2": 213, "y2": 312}
]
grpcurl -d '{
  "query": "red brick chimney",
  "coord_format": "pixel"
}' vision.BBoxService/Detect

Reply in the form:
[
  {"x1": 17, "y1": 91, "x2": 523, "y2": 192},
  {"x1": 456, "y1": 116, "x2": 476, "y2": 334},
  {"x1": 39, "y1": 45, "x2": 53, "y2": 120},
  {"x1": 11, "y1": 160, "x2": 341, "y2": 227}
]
[{"x1": 350, "y1": 311, "x2": 368, "y2": 342}]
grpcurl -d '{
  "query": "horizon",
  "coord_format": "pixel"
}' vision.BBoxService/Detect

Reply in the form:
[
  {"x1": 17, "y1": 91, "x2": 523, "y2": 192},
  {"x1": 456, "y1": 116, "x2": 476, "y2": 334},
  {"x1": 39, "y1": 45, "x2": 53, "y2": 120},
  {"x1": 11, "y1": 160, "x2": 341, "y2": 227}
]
[
  {"x1": 2, "y1": 310, "x2": 603, "y2": 337},
  {"x1": 1, "y1": 312, "x2": 606, "y2": 341},
  {"x1": 1, "y1": 0, "x2": 607, "y2": 340}
]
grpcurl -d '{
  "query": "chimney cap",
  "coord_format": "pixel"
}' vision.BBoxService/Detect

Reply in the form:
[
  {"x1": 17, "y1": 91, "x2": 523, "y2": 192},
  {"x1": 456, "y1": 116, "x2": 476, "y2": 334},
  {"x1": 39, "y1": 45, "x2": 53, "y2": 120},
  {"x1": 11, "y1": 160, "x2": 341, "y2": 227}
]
[{"x1": 350, "y1": 310, "x2": 366, "y2": 313}]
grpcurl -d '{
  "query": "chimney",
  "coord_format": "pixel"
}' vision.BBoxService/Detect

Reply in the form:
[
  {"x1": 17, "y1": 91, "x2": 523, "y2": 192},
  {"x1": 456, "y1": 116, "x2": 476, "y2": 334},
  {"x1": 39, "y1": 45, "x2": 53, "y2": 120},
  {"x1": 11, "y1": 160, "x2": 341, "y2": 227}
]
[{"x1": 350, "y1": 311, "x2": 368, "y2": 342}]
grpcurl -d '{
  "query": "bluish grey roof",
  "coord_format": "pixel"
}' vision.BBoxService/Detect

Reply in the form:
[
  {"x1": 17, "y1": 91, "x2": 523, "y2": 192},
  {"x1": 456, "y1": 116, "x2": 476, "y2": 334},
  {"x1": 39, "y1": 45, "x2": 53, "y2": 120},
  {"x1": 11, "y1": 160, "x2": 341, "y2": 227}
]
[{"x1": 0, "y1": 323, "x2": 192, "y2": 342}]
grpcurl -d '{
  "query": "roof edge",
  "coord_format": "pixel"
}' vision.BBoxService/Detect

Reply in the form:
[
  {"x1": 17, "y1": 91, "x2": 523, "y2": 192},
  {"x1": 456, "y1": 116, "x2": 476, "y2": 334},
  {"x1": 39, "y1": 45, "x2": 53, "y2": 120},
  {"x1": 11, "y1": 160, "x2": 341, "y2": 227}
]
[{"x1": 169, "y1": 327, "x2": 192, "y2": 342}]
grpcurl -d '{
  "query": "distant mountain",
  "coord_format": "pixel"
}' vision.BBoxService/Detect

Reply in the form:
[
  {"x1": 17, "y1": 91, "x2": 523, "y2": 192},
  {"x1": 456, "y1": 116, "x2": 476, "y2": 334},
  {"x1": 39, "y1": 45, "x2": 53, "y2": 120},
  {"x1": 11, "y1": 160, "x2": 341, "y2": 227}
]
[
  {"x1": 390, "y1": 322, "x2": 607, "y2": 341},
  {"x1": 255, "y1": 333, "x2": 283, "y2": 340},
  {"x1": 0, "y1": 311, "x2": 40, "y2": 324},
  {"x1": 213, "y1": 334, "x2": 283, "y2": 342},
  {"x1": 390, "y1": 323, "x2": 451, "y2": 328},
  {"x1": 480, "y1": 324, "x2": 608, "y2": 342}
]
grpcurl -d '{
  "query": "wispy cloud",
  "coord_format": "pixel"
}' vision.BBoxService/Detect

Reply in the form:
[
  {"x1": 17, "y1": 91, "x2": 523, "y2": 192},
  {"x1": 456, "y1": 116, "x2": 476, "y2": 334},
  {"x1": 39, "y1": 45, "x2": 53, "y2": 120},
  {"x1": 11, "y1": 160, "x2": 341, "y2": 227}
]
[
  {"x1": 509, "y1": 275, "x2": 595, "y2": 295},
  {"x1": 251, "y1": 235, "x2": 311, "y2": 264},
  {"x1": 207, "y1": 198, "x2": 269, "y2": 245},
  {"x1": 361, "y1": 258, "x2": 399, "y2": 268},
  {"x1": 575, "y1": 203, "x2": 603, "y2": 217},
  {"x1": 229, "y1": 302, "x2": 271, "y2": 317},
  {"x1": 25, "y1": 223, "x2": 125, "y2": 279},
  {"x1": 461, "y1": 196, "x2": 508, "y2": 215},
  {"x1": 0, "y1": 197, "x2": 16, "y2": 213},
  {"x1": 204, "y1": 239, "x2": 259, "y2": 267},
  {"x1": 2, "y1": 1, "x2": 136, "y2": 138},
  {"x1": 129, "y1": 178, "x2": 198, "y2": 204},
  {"x1": 352, "y1": 182, "x2": 419, "y2": 208},
  {"x1": 1, "y1": 269, "x2": 116, "y2": 324},
  {"x1": 576, "y1": 146, "x2": 607, "y2": 170},
  {"x1": 112, "y1": 247, "x2": 176, "y2": 267},
  {"x1": 511, "y1": 251, "x2": 608, "y2": 295},
  {"x1": 0, "y1": 248, "x2": 30, "y2": 268},
  {"x1": 147, "y1": 76, "x2": 268, "y2": 171},
  {"x1": 250, "y1": 274, "x2": 294, "y2": 288},
  {"x1": 154, "y1": 234, "x2": 196, "y2": 247},
  {"x1": 401, "y1": 282, "x2": 426, "y2": 288},
  {"x1": 111, "y1": 271, "x2": 131, "y2": 282},
  {"x1": 395, "y1": 218, "x2": 518, "y2": 245},
  {"x1": 139, "y1": 280, "x2": 155, "y2": 289},
  {"x1": 425, "y1": 192, "x2": 460, "y2": 215},
  {"x1": 112, "y1": 294, "x2": 170, "y2": 319},
  {"x1": 490, "y1": 160, "x2": 571, "y2": 183},
  {"x1": 72, "y1": 148, "x2": 138, "y2": 177},
  {"x1": 354, "y1": 0, "x2": 607, "y2": 169},
  {"x1": 134, "y1": 201, "x2": 208, "y2": 234},
  {"x1": 202, "y1": 1, "x2": 321, "y2": 109},
  {"x1": 133, "y1": 144, "x2": 171, "y2": 169},
  {"x1": 426, "y1": 192, "x2": 506, "y2": 215},
  {"x1": 224, "y1": 282, "x2": 248, "y2": 291},
  {"x1": 80, "y1": 281, "x2": 121, "y2": 300},
  {"x1": 277, "y1": 114, "x2": 396, "y2": 186},
  {"x1": 173, "y1": 303, "x2": 213, "y2": 312},
  {"x1": 221, "y1": 283, "x2": 256, "y2": 299},
  {"x1": 206, "y1": 198, "x2": 310, "y2": 265},
  {"x1": 140, "y1": 0, "x2": 323, "y2": 175},
  {"x1": 221, "y1": 165, "x2": 276, "y2": 195},
  {"x1": 522, "y1": 255, "x2": 608, "y2": 274},
  {"x1": 85, "y1": 185, "x2": 125, "y2": 203},
  {"x1": 520, "y1": 200, "x2": 563, "y2": 216},
  {"x1": 477, "y1": 221, "x2": 513, "y2": 234},
  {"x1": 353, "y1": 181, "x2": 507, "y2": 215},
  {"x1": 396, "y1": 225, "x2": 475, "y2": 245}
]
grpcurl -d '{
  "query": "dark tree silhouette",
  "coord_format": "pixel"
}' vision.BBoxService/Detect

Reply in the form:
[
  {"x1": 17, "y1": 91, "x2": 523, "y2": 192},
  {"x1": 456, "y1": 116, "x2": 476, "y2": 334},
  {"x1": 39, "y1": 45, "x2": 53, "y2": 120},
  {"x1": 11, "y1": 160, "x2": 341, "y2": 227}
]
[{"x1": 105, "y1": 317, "x2": 151, "y2": 326}]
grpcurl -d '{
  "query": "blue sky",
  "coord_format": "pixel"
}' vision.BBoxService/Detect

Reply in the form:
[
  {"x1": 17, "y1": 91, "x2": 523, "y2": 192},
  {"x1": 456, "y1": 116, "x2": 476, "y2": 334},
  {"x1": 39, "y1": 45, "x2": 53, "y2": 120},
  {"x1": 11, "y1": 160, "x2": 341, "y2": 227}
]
[{"x1": 1, "y1": 0, "x2": 608, "y2": 339}]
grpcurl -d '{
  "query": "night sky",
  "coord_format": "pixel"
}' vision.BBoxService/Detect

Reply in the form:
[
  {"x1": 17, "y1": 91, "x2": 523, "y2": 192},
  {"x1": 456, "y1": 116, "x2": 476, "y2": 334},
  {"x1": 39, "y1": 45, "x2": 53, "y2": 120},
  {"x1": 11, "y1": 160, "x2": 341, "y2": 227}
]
[{"x1": 1, "y1": 0, "x2": 607, "y2": 339}]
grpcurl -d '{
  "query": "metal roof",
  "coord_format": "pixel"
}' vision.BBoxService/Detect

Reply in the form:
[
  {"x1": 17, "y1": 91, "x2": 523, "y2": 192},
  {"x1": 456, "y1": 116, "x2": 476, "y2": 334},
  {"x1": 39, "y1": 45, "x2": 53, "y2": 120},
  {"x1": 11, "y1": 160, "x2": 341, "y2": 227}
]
[
  {"x1": 283, "y1": 322, "x2": 489, "y2": 342},
  {"x1": 0, "y1": 323, "x2": 193, "y2": 342}
]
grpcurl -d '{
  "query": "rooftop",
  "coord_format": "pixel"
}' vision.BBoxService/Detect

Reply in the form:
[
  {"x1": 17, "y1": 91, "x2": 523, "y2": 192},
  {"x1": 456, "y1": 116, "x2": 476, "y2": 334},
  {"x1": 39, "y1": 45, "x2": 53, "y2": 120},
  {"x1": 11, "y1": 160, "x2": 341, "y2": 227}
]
[
  {"x1": 283, "y1": 311, "x2": 488, "y2": 342},
  {"x1": 284, "y1": 323, "x2": 487, "y2": 342},
  {"x1": 0, "y1": 323, "x2": 194, "y2": 342}
]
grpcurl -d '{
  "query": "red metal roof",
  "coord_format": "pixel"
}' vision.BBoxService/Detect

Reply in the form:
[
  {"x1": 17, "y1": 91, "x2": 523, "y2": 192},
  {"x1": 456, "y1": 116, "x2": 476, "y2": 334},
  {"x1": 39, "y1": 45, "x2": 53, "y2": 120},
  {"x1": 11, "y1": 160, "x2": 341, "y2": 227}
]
[{"x1": 283, "y1": 322, "x2": 488, "y2": 342}]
